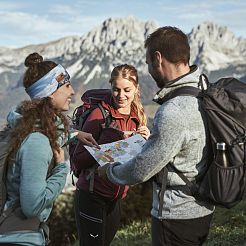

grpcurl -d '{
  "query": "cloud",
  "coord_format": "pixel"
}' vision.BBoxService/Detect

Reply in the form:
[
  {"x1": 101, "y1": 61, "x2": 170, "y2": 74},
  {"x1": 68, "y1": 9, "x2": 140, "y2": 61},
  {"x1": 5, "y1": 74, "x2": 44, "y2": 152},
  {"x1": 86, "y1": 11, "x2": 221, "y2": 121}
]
[
  {"x1": 0, "y1": 12, "x2": 58, "y2": 34},
  {"x1": 154, "y1": 0, "x2": 246, "y2": 37},
  {"x1": 0, "y1": 0, "x2": 245, "y2": 47},
  {"x1": 48, "y1": 4, "x2": 80, "y2": 16},
  {"x1": 0, "y1": 10, "x2": 108, "y2": 47},
  {"x1": 0, "y1": 2, "x2": 22, "y2": 11}
]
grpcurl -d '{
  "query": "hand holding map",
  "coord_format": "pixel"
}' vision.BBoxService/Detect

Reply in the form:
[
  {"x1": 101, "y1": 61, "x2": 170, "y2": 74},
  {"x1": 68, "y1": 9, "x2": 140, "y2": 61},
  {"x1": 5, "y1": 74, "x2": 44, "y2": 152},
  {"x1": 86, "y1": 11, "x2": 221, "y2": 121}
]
[{"x1": 84, "y1": 134, "x2": 146, "y2": 166}]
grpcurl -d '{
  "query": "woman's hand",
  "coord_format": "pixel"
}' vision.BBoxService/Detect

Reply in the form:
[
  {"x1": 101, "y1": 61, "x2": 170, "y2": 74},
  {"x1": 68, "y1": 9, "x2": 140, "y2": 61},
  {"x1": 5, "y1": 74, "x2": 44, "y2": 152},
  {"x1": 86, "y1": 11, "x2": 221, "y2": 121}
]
[
  {"x1": 54, "y1": 147, "x2": 65, "y2": 164},
  {"x1": 76, "y1": 131, "x2": 100, "y2": 149},
  {"x1": 136, "y1": 126, "x2": 150, "y2": 140}
]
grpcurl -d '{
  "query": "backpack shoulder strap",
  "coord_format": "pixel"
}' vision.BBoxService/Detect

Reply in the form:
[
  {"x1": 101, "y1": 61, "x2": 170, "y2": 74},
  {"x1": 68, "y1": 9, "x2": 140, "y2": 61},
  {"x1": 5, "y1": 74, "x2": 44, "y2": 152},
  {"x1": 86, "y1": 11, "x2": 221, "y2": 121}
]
[
  {"x1": 163, "y1": 86, "x2": 201, "y2": 192},
  {"x1": 167, "y1": 164, "x2": 198, "y2": 195},
  {"x1": 157, "y1": 167, "x2": 168, "y2": 218},
  {"x1": 97, "y1": 103, "x2": 112, "y2": 127},
  {"x1": 158, "y1": 86, "x2": 200, "y2": 105},
  {"x1": 155, "y1": 86, "x2": 201, "y2": 213},
  {"x1": 78, "y1": 103, "x2": 112, "y2": 192}
]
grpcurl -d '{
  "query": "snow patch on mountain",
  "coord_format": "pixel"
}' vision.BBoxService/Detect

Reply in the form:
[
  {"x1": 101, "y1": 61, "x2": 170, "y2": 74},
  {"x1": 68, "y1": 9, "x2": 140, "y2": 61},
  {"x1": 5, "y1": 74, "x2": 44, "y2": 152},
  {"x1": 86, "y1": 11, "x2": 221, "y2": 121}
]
[
  {"x1": 189, "y1": 22, "x2": 246, "y2": 72},
  {"x1": 83, "y1": 65, "x2": 102, "y2": 85},
  {"x1": 0, "y1": 16, "x2": 245, "y2": 127}
]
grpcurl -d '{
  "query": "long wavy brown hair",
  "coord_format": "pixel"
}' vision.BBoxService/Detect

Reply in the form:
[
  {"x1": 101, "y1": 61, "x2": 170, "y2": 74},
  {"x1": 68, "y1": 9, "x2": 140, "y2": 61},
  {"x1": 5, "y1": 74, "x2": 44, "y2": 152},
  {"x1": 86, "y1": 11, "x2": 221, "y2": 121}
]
[
  {"x1": 9, "y1": 53, "x2": 69, "y2": 160},
  {"x1": 109, "y1": 64, "x2": 147, "y2": 126}
]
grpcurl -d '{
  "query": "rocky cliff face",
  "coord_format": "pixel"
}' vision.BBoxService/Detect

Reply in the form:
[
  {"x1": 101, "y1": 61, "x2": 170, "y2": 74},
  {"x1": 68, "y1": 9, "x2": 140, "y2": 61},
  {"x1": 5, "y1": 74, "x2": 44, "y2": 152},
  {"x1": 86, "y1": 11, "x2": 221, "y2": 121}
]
[
  {"x1": 0, "y1": 16, "x2": 245, "y2": 126},
  {"x1": 189, "y1": 21, "x2": 246, "y2": 80}
]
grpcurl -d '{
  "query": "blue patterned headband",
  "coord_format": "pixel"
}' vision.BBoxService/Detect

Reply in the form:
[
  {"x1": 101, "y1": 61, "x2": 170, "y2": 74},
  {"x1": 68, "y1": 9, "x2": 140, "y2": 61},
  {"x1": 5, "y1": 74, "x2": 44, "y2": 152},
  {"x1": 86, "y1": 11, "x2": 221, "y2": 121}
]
[{"x1": 25, "y1": 64, "x2": 70, "y2": 99}]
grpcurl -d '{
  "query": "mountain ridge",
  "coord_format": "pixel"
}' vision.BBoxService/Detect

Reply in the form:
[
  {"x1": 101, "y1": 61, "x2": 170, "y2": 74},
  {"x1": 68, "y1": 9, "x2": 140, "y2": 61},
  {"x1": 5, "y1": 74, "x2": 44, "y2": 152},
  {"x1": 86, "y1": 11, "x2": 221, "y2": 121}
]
[{"x1": 0, "y1": 16, "x2": 245, "y2": 126}]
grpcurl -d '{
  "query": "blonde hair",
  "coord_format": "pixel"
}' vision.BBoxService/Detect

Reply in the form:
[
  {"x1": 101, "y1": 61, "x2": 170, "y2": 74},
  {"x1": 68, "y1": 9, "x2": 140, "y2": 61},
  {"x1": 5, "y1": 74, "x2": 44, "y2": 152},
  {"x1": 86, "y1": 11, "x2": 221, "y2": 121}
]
[{"x1": 109, "y1": 64, "x2": 147, "y2": 126}]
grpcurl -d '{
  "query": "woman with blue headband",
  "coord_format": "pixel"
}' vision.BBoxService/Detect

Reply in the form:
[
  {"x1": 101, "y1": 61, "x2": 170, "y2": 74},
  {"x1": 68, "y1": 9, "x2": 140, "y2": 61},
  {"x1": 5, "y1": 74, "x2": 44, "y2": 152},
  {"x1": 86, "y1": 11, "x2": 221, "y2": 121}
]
[{"x1": 0, "y1": 52, "x2": 98, "y2": 246}]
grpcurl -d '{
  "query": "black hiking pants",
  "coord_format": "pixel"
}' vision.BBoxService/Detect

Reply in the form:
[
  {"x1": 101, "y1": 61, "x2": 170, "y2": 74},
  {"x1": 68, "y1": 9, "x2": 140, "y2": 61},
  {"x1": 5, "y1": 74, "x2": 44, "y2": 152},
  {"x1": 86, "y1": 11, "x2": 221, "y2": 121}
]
[
  {"x1": 74, "y1": 188, "x2": 121, "y2": 246},
  {"x1": 151, "y1": 213, "x2": 213, "y2": 246}
]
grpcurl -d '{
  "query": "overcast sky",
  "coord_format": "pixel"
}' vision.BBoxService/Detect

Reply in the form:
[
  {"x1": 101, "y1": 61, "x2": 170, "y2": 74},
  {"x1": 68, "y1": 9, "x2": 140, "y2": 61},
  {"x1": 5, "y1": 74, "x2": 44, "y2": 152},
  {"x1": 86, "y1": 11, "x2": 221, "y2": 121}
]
[{"x1": 1, "y1": 0, "x2": 245, "y2": 48}]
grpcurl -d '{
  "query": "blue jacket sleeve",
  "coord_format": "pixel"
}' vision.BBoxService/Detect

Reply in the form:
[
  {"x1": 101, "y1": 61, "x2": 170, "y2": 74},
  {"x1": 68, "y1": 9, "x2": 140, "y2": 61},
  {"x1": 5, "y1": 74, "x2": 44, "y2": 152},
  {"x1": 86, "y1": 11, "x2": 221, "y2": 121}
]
[{"x1": 17, "y1": 132, "x2": 69, "y2": 218}]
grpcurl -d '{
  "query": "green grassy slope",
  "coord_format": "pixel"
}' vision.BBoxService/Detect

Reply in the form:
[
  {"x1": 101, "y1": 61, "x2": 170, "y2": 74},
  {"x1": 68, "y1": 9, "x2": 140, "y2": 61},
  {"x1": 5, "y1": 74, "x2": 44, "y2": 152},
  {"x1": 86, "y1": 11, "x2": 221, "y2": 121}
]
[{"x1": 110, "y1": 199, "x2": 246, "y2": 246}]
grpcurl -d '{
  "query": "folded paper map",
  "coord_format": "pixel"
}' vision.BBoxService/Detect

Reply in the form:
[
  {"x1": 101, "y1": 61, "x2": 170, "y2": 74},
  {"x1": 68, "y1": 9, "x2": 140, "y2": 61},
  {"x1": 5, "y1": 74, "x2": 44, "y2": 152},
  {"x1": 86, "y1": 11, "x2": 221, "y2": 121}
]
[{"x1": 84, "y1": 134, "x2": 146, "y2": 166}]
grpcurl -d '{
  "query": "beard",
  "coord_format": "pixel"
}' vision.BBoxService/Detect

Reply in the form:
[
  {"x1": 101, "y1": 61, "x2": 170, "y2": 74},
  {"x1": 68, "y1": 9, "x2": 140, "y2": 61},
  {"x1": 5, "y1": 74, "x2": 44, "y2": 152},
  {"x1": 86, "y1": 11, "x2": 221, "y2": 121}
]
[{"x1": 151, "y1": 73, "x2": 166, "y2": 88}]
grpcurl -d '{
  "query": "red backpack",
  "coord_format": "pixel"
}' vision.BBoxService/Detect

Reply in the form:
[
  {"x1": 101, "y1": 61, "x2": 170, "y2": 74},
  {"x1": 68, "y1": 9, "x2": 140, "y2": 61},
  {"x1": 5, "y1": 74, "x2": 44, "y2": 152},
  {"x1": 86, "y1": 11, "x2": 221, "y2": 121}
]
[{"x1": 69, "y1": 89, "x2": 112, "y2": 186}]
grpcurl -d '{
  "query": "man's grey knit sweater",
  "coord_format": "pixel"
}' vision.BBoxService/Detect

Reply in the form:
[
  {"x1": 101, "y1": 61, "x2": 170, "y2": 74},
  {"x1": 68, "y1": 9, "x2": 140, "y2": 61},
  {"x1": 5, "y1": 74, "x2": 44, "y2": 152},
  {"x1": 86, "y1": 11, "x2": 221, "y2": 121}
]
[{"x1": 107, "y1": 66, "x2": 214, "y2": 219}]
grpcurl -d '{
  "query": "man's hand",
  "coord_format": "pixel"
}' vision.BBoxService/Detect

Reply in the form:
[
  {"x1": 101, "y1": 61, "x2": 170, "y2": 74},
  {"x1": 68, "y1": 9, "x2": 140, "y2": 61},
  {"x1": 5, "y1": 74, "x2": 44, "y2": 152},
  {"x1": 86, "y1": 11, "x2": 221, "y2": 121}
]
[
  {"x1": 76, "y1": 131, "x2": 100, "y2": 149},
  {"x1": 97, "y1": 163, "x2": 111, "y2": 180}
]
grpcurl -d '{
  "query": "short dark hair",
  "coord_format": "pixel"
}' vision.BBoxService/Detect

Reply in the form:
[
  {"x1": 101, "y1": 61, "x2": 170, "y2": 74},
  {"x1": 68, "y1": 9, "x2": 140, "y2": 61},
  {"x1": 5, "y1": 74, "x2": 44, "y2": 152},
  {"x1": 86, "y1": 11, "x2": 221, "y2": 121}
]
[{"x1": 144, "y1": 26, "x2": 190, "y2": 65}]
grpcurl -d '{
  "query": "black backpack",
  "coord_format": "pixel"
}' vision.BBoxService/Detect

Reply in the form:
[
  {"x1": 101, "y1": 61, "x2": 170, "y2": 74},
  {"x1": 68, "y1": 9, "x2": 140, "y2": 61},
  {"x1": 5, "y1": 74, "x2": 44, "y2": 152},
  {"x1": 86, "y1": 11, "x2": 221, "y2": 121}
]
[{"x1": 156, "y1": 75, "x2": 246, "y2": 216}]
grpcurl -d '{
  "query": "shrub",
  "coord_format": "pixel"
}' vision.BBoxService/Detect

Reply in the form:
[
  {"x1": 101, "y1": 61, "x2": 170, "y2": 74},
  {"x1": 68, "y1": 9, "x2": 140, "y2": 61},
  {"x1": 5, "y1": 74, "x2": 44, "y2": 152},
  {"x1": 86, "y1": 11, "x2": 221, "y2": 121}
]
[
  {"x1": 47, "y1": 182, "x2": 152, "y2": 245},
  {"x1": 120, "y1": 181, "x2": 152, "y2": 225},
  {"x1": 48, "y1": 191, "x2": 77, "y2": 246}
]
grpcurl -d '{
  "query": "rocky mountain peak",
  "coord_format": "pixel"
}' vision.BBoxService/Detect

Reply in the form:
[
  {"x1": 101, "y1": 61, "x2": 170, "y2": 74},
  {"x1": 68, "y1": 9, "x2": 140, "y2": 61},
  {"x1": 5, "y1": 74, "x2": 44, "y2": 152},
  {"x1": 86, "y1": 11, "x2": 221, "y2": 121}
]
[
  {"x1": 0, "y1": 17, "x2": 245, "y2": 127},
  {"x1": 81, "y1": 16, "x2": 157, "y2": 52},
  {"x1": 189, "y1": 21, "x2": 246, "y2": 72},
  {"x1": 190, "y1": 21, "x2": 243, "y2": 46}
]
